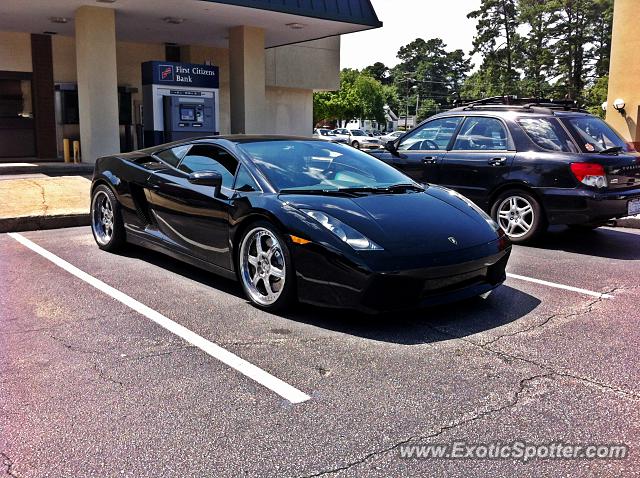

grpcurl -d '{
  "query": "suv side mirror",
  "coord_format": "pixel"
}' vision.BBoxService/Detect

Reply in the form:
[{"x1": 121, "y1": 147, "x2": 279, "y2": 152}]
[{"x1": 188, "y1": 170, "x2": 223, "y2": 195}]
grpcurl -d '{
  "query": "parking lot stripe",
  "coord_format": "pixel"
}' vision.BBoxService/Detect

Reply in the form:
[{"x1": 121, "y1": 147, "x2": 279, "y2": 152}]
[
  {"x1": 506, "y1": 272, "x2": 614, "y2": 299},
  {"x1": 7, "y1": 232, "x2": 311, "y2": 404}
]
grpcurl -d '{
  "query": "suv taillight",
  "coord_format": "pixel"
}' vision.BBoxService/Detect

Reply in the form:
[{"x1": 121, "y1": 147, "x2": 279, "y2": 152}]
[{"x1": 570, "y1": 163, "x2": 607, "y2": 188}]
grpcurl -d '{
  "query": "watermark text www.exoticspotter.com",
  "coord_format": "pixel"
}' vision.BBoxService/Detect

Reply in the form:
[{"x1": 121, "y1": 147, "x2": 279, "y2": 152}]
[{"x1": 399, "y1": 441, "x2": 628, "y2": 463}]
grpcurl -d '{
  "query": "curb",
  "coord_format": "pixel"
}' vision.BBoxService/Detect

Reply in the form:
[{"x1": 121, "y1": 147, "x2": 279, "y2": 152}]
[
  {"x1": 0, "y1": 164, "x2": 94, "y2": 176},
  {"x1": 613, "y1": 217, "x2": 640, "y2": 229},
  {"x1": 0, "y1": 214, "x2": 90, "y2": 233}
]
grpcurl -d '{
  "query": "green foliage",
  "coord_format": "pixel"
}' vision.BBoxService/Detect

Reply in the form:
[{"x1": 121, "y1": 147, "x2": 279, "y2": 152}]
[
  {"x1": 313, "y1": 0, "x2": 614, "y2": 125},
  {"x1": 416, "y1": 99, "x2": 440, "y2": 123},
  {"x1": 584, "y1": 75, "x2": 609, "y2": 118},
  {"x1": 313, "y1": 69, "x2": 387, "y2": 125},
  {"x1": 468, "y1": 0, "x2": 521, "y2": 93}
]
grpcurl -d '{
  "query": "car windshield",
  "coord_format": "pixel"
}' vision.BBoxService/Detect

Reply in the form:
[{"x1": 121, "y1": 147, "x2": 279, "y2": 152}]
[
  {"x1": 562, "y1": 116, "x2": 634, "y2": 153},
  {"x1": 238, "y1": 140, "x2": 414, "y2": 192},
  {"x1": 350, "y1": 130, "x2": 366, "y2": 136}
]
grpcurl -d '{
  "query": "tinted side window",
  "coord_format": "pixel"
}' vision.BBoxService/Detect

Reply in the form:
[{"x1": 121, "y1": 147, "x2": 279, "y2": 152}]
[
  {"x1": 178, "y1": 144, "x2": 238, "y2": 188},
  {"x1": 398, "y1": 117, "x2": 463, "y2": 151},
  {"x1": 518, "y1": 118, "x2": 577, "y2": 152},
  {"x1": 453, "y1": 117, "x2": 508, "y2": 151},
  {"x1": 155, "y1": 145, "x2": 190, "y2": 167},
  {"x1": 234, "y1": 165, "x2": 260, "y2": 192}
]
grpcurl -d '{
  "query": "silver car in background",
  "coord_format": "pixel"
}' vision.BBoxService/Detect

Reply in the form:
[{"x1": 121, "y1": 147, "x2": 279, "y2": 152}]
[
  {"x1": 331, "y1": 128, "x2": 384, "y2": 150},
  {"x1": 313, "y1": 128, "x2": 349, "y2": 144}
]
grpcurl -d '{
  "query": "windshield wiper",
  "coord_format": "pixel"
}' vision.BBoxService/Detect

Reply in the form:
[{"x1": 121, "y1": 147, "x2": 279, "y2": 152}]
[
  {"x1": 337, "y1": 184, "x2": 425, "y2": 194},
  {"x1": 384, "y1": 183, "x2": 426, "y2": 193},
  {"x1": 279, "y1": 184, "x2": 425, "y2": 197},
  {"x1": 278, "y1": 188, "x2": 360, "y2": 197},
  {"x1": 599, "y1": 146, "x2": 623, "y2": 155}
]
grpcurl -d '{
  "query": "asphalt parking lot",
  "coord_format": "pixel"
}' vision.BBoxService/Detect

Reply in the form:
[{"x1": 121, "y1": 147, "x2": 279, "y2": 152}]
[{"x1": 2, "y1": 225, "x2": 639, "y2": 477}]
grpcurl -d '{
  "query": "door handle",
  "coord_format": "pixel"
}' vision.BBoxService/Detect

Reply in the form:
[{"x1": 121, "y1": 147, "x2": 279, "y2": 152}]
[
  {"x1": 422, "y1": 156, "x2": 437, "y2": 164},
  {"x1": 488, "y1": 157, "x2": 508, "y2": 166}
]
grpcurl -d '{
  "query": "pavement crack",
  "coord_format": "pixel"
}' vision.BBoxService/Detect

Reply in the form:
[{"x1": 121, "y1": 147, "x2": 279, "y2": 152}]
[
  {"x1": 25, "y1": 179, "x2": 48, "y2": 216},
  {"x1": 48, "y1": 334, "x2": 124, "y2": 388},
  {"x1": 92, "y1": 362, "x2": 124, "y2": 387},
  {"x1": 425, "y1": 323, "x2": 640, "y2": 401},
  {"x1": 48, "y1": 334, "x2": 100, "y2": 355},
  {"x1": 1, "y1": 452, "x2": 19, "y2": 478},
  {"x1": 298, "y1": 373, "x2": 552, "y2": 477},
  {"x1": 481, "y1": 290, "x2": 609, "y2": 347}
]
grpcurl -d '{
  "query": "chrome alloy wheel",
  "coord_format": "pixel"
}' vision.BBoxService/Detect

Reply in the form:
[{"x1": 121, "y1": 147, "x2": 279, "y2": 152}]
[
  {"x1": 496, "y1": 195, "x2": 535, "y2": 239},
  {"x1": 240, "y1": 227, "x2": 287, "y2": 306},
  {"x1": 91, "y1": 190, "x2": 115, "y2": 245}
]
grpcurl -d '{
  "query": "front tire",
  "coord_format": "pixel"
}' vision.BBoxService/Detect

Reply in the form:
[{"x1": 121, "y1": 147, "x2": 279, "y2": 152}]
[
  {"x1": 352, "y1": 141, "x2": 360, "y2": 149},
  {"x1": 238, "y1": 221, "x2": 296, "y2": 311},
  {"x1": 91, "y1": 184, "x2": 126, "y2": 251},
  {"x1": 491, "y1": 190, "x2": 546, "y2": 244}
]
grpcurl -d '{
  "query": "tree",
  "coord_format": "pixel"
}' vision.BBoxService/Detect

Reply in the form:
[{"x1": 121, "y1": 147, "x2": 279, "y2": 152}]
[
  {"x1": 312, "y1": 69, "x2": 386, "y2": 126},
  {"x1": 392, "y1": 38, "x2": 471, "y2": 115},
  {"x1": 363, "y1": 62, "x2": 392, "y2": 85},
  {"x1": 583, "y1": 75, "x2": 609, "y2": 118},
  {"x1": 468, "y1": 0, "x2": 521, "y2": 94},
  {"x1": 416, "y1": 99, "x2": 440, "y2": 123},
  {"x1": 517, "y1": 0, "x2": 558, "y2": 98}
]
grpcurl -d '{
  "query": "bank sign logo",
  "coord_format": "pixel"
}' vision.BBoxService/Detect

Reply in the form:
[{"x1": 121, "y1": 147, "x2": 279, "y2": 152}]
[{"x1": 159, "y1": 65, "x2": 174, "y2": 82}]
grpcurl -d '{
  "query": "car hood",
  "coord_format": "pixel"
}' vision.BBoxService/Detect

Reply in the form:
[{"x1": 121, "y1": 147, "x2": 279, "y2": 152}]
[{"x1": 281, "y1": 189, "x2": 498, "y2": 254}]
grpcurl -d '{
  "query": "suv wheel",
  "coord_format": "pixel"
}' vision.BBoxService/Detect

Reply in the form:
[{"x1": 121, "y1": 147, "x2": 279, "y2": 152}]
[{"x1": 491, "y1": 190, "x2": 546, "y2": 244}]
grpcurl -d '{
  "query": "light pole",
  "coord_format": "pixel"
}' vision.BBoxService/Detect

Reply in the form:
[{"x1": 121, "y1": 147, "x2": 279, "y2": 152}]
[{"x1": 403, "y1": 73, "x2": 415, "y2": 129}]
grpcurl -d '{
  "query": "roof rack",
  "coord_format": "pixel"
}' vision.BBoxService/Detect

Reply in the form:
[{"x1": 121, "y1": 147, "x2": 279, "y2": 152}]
[{"x1": 451, "y1": 95, "x2": 589, "y2": 114}]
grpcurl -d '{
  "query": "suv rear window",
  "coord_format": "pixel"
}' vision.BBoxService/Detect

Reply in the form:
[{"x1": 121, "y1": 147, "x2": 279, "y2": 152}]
[{"x1": 517, "y1": 118, "x2": 577, "y2": 153}]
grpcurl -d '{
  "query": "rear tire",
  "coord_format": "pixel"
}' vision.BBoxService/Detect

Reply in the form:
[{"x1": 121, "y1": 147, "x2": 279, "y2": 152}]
[
  {"x1": 491, "y1": 189, "x2": 547, "y2": 244},
  {"x1": 237, "y1": 221, "x2": 296, "y2": 312},
  {"x1": 90, "y1": 184, "x2": 126, "y2": 252}
]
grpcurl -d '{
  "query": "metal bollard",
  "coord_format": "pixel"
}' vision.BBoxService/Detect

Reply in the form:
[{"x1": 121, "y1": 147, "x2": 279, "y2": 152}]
[
  {"x1": 63, "y1": 138, "x2": 71, "y2": 163},
  {"x1": 73, "y1": 140, "x2": 81, "y2": 163}
]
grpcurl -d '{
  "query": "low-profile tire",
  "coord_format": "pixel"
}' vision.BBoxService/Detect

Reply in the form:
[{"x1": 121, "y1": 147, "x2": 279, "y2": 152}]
[
  {"x1": 90, "y1": 184, "x2": 126, "y2": 252},
  {"x1": 237, "y1": 220, "x2": 296, "y2": 312},
  {"x1": 352, "y1": 141, "x2": 360, "y2": 149},
  {"x1": 491, "y1": 189, "x2": 547, "y2": 244}
]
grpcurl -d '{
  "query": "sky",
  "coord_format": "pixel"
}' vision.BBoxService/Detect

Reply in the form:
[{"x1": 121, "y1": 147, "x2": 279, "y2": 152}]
[{"x1": 340, "y1": 0, "x2": 482, "y2": 70}]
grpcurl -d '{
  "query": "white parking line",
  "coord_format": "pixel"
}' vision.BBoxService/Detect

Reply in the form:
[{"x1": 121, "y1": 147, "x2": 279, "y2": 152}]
[
  {"x1": 8, "y1": 232, "x2": 311, "y2": 404},
  {"x1": 506, "y1": 272, "x2": 614, "y2": 299}
]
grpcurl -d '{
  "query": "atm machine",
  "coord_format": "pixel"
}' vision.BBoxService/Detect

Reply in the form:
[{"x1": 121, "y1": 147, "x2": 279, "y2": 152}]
[{"x1": 141, "y1": 61, "x2": 220, "y2": 147}]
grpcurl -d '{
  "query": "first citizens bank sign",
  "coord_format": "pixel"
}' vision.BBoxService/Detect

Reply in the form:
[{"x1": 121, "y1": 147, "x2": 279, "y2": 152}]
[{"x1": 142, "y1": 61, "x2": 220, "y2": 89}]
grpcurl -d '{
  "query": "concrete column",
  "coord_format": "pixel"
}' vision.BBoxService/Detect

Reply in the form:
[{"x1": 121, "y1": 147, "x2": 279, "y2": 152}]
[
  {"x1": 606, "y1": 0, "x2": 640, "y2": 148},
  {"x1": 75, "y1": 6, "x2": 120, "y2": 163},
  {"x1": 229, "y1": 26, "x2": 266, "y2": 134}
]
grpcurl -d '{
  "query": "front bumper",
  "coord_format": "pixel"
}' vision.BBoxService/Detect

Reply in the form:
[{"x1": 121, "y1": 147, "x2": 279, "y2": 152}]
[
  {"x1": 538, "y1": 187, "x2": 640, "y2": 225},
  {"x1": 292, "y1": 238, "x2": 511, "y2": 313}
]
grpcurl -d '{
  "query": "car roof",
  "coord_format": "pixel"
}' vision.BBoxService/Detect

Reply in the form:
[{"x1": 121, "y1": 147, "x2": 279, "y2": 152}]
[
  {"x1": 438, "y1": 107, "x2": 596, "y2": 119},
  {"x1": 139, "y1": 135, "x2": 327, "y2": 154}
]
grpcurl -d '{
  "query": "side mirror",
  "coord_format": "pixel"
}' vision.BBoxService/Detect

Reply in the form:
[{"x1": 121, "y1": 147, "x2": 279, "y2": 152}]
[
  {"x1": 385, "y1": 140, "x2": 400, "y2": 157},
  {"x1": 188, "y1": 170, "x2": 223, "y2": 195}
]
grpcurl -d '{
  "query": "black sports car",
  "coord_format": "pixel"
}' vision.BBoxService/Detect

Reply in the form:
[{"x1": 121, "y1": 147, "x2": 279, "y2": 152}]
[{"x1": 90, "y1": 136, "x2": 511, "y2": 312}]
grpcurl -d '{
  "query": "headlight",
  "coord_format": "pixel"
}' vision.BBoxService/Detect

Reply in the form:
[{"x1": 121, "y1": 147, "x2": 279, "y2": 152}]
[
  {"x1": 447, "y1": 190, "x2": 499, "y2": 230},
  {"x1": 302, "y1": 210, "x2": 383, "y2": 250}
]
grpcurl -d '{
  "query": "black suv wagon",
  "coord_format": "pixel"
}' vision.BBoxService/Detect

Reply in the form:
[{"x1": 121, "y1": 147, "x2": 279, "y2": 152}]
[{"x1": 371, "y1": 97, "x2": 640, "y2": 243}]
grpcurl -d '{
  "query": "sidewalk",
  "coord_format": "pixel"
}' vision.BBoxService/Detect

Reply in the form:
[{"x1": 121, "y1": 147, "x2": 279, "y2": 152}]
[
  {"x1": 0, "y1": 176, "x2": 91, "y2": 233},
  {"x1": 0, "y1": 166, "x2": 638, "y2": 233},
  {"x1": 0, "y1": 161, "x2": 94, "y2": 176}
]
